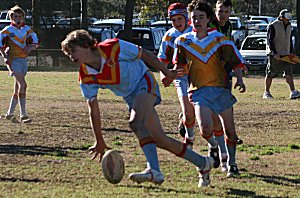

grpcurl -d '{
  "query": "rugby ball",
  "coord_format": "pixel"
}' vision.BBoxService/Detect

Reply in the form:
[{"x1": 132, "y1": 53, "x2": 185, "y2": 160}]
[{"x1": 101, "y1": 150, "x2": 125, "y2": 184}]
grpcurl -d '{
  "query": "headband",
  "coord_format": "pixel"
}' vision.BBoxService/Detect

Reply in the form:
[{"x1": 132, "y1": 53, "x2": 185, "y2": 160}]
[{"x1": 168, "y1": 9, "x2": 188, "y2": 19}]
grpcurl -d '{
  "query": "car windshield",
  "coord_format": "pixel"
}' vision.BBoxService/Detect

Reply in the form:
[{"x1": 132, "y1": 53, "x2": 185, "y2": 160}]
[
  {"x1": 242, "y1": 37, "x2": 267, "y2": 50},
  {"x1": 230, "y1": 19, "x2": 239, "y2": 30}
]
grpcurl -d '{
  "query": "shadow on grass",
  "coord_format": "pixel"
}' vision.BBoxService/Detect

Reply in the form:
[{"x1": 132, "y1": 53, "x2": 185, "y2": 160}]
[
  {"x1": 227, "y1": 188, "x2": 269, "y2": 198},
  {"x1": 0, "y1": 144, "x2": 89, "y2": 157},
  {"x1": 0, "y1": 177, "x2": 43, "y2": 183},
  {"x1": 118, "y1": 184, "x2": 201, "y2": 195},
  {"x1": 250, "y1": 173, "x2": 300, "y2": 186}
]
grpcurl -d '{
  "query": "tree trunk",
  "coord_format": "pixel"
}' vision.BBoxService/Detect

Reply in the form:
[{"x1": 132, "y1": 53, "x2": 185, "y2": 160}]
[
  {"x1": 119, "y1": 0, "x2": 135, "y2": 42},
  {"x1": 81, "y1": 0, "x2": 88, "y2": 29},
  {"x1": 32, "y1": 0, "x2": 40, "y2": 34}
]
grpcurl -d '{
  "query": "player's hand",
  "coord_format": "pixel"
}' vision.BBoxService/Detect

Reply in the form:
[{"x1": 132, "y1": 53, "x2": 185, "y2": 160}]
[
  {"x1": 242, "y1": 65, "x2": 248, "y2": 74},
  {"x1": 234, "y1": 81, "x2": 246, "y2": 93},
  {"x1": 23, "y1": 45, "x2": 37, "y2": 56},
  {"x1": 160, "y1": 71, "x2": 173, "y2": 87},
  {"x1": 173, "y1": 64, "x2": 185, "y2": 78},
  {"x1": 274, "y1": 54, "x2": 280, "y2": 60},
  {"x1": 88, "y1": 142, "x2": 111, "y2": 162},
  {"x1": 288, "y1": 54, "x2": 295, "y2": 59}
]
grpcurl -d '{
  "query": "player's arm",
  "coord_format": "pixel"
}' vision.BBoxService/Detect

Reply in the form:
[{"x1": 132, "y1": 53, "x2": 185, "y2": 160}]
[
  {"x1": 141, "y1": 48, "x2": 180, "y2": 81},
  {"x1": 159, "y1": 62, "x2": 173, "y2": 87},
  {"x1": 23, "y1": 29, "x2": 39, "y2": 56},
  {"x1": 233, "y1": 67, "x2": 246, "y2": 93},
  {"x1": 87, "y1": 98, "x2": 110, "y2": 162},
  {"x1": 157, "y1": 37, "x2": 174, "y2": 87}
]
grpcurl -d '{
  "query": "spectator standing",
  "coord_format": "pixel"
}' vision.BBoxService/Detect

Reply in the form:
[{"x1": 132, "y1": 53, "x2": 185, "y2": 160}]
[{"x1": 263, "y1": 9, "x2": 300, "y2": 99}]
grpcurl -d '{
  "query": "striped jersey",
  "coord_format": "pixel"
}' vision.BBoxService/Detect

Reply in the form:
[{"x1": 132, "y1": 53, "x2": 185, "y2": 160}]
[
  {"x1": 0, "y1": 23, "x2": 38, "y2": 59},
  {"x1": 157, "y1": 26, "x2": 192, "y2": 64},
  {"x1": 173, "y1": 30, "x2": 245, "y2": 91},
  {"x1": 79, "y1": 38, "x2": 150, "y2": 100}
]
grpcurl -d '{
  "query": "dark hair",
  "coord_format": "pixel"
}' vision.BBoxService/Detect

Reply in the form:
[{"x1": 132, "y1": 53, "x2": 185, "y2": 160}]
[
  {"x1": 188, "y1": 0, "x2": 214, "y2": 20},
  {"x1": 216, "y1": 0, "x2": 232, "y2": 8},
  {"x1": 61, "y1": 29, "x2": 97, "y2": 55}
]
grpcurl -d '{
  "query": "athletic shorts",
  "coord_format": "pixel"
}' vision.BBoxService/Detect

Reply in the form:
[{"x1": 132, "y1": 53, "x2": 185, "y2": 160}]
[
  {"x1": 10, "y1": 58, "x2": 28, "y2": 76},
  {"x1": 174, "y1": 74, "x2": 189, "y2": 97},
  {"x1": 190, "y1": 86, "x2": 237, "y2": 114},
  {"x1": 123, "y1": 71, "x2": 161, "y2": 111},
  {"x1": 266, "y1": 56, "x2": 293, "y2": 78}
]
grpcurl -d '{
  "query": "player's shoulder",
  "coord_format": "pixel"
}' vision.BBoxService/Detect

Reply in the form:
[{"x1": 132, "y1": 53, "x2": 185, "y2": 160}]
[
  {"x1": 1, "y1": 24, "x2": 13, "y2": 32},
  {"x1": 164, "y1": 27, "x2": 178, "y2": 37},
  {"x1": 209, "y1": 30, "x2": 228, "y2": 41}
]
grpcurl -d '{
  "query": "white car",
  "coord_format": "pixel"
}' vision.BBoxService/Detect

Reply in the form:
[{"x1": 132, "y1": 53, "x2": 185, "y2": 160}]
[
  {"x1": 240, "y1": 33, "x2": 267, "y2": 72},
  {"x1": 249, "y1": 16, "x2": 276, "y2": 24},
  {"x1": 92, "y1": 19, "x2": 125, "y2": 33},
  {"x1": 229, "y1": 16, "x2": 245, "y2": 48}
]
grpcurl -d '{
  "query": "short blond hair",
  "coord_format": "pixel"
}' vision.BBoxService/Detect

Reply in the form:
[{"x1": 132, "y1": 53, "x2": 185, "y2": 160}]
[
  {"x1": 8, "y1": 5, "x2": 25, "y2": 20},
  {"x1": 61, "y1": 29, "x2": 97, "y2": 55}
]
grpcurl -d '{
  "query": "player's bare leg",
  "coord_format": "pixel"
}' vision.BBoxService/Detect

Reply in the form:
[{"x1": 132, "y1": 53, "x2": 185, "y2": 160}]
[{"x1": 219, "y1": 108, "x2": 240, "y2": 177}]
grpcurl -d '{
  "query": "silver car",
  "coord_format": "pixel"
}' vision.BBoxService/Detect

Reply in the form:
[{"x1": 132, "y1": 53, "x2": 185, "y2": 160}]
[{"x1": 240, "y1": 32, "x2": 267, "y2": 72}]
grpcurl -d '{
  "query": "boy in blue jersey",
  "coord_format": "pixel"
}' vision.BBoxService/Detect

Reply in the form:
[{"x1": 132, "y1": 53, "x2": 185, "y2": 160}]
[
  {"x1": 158, "y1": 2, "x2": 231, "y2": 173},
  {"x1": 157, "y1": 3, "x2": 195, "y2": 148},
  {"x1": 61, "y1": 29, "x2": 216, "y2": 187}
]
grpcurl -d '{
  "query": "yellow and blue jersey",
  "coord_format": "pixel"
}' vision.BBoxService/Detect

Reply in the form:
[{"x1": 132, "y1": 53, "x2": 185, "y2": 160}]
[
  {"x1": 0, "y1": 23, "x2": 38, "y2": 59},
  {"x1": 173, "y1": 30, "x2": 245, "y2": 92},
  {"x1": 157, "y1": 26, "x2": 192, "y2": 64}
]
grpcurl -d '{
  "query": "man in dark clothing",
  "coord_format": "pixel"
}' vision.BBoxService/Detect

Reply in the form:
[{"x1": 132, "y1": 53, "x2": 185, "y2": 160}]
[{"x1": 263, "y1": 9, "x2": 300, "y2": 99}]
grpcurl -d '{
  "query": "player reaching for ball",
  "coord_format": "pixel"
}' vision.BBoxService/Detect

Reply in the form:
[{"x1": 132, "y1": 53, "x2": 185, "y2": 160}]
[{"x1": 61, "y1": 29, "x2": 215, "y2": 187}]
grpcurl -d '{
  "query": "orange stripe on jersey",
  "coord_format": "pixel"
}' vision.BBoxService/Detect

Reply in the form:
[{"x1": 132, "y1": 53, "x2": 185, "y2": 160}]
[
  {"x1": 144, "y1": 73, "x2": 152, "y2": 93},
  {"x1": 79, "y1": 39, "x2": 121, "y2": 85},
  {"x1": 164, "y1": 35, "x2": 173, "y2": 42}
]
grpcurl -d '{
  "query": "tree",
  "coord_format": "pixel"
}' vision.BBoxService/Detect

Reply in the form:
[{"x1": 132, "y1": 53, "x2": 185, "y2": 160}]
[
  {"x1": 118, "y1": 0, "x2": 135, "y2": 42},
  {"x1": 81, "y1": 0, "x2": 88, "y2": 29},
  {"x1": 32, "y1": 0, "x2": 40, "y2": 33}
]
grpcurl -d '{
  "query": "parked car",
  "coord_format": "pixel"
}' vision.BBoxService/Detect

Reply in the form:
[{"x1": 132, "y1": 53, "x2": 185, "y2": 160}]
[
  {"x1": 92, "y1": 19, "x2": 124, "y2": 34},
  {"x1": 240, "y1": 32, "x2": 267, "y2": 72},
  {"x1": 245, "y1": 19, "x2": 267, "y2": 36},
  {"x1": 88, "y1": 27, "x2": 116, "y2": 42},
  {"x1": 151, "y1": 20, "x2": 172, "y2": 30},
  {"x1": 117, "y1": 27, "x2": 166, "y2": 70},
  {"x1": 249, "y1": 16, "x2": 276, "y2": 24},
  {"x1": 229, "y1": 16, "x2": 245, "y2": 48},
  {"x1": 53, "y1": 17, "x2": 98, "y2": 29},
  {"x1": 0, "y1": 10, "x2": 9, "y2": 20},
  {"x1": 245, "y1": 19, "x2": 267, "y2": 28},
  {"x1": 0, "y1": 19, "x2": 11, "y2": 30}
]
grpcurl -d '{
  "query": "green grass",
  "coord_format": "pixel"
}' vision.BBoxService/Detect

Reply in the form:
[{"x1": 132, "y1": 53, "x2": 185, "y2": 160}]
[{"x1": 0, "y1": 71, "x2": 299, "y2": 197}]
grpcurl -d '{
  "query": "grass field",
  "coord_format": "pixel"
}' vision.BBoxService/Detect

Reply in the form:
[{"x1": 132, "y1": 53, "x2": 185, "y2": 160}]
[{"x1": 0, "y1": 71, "x2": 299, "y2": 197}]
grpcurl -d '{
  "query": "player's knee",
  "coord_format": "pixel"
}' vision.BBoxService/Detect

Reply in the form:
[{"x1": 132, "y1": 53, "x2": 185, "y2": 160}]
[
  {"x1": 200, "y1": 123, "x2": 212, "y2": 134},
  {"x1": 225, "y1": 131, "x2": 238, "y2": 142},
  {"x1": 182, "y1": 116, "x2": 195, "y2": 128},
  {"x1": 128, "y1": 118, "x2": 142, "y2": 132}
]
